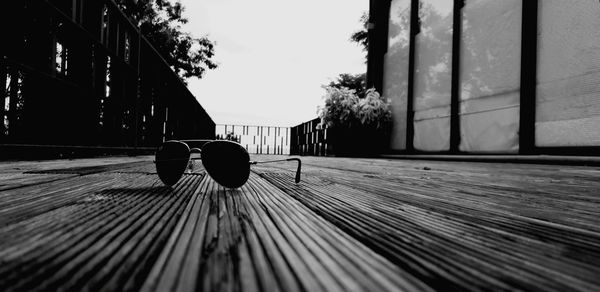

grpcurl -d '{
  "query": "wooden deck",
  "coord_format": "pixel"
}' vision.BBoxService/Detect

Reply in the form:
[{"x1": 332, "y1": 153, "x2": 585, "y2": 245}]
[{"x1": 1, "y1": 155, "x2": 600, "y2": 291}]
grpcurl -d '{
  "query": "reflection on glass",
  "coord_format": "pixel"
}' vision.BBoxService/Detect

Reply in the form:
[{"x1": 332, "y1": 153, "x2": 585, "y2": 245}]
[
  {"x1": 536, "y1": 0, "x2": 600, "y2": 147},
  {"x1": 55, "y1": 42, "x2": 63, "y2": 73},
  {"x1": 413, "y1": 0, "x2": 453, "y2": 151},
  {"x1": 384, "y1": 0, "x2": 411, "y2": 150},
  {"x1": 459, "y1": 0, "x2": 521, "y2": 152}
]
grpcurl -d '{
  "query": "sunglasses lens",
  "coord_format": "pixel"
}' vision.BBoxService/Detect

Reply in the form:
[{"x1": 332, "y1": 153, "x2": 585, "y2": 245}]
[
  {"x1": 201, "y1": 141, "x2": 250, "y2": 188},
  {"x1": 155, "y1": 141, "x2": 190, "y2": 186}
]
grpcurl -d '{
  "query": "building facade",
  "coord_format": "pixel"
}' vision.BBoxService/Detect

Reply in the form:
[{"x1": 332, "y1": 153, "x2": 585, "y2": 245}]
[{"x1": 367, "y1": 0, "x2": 600, "y2": 155}]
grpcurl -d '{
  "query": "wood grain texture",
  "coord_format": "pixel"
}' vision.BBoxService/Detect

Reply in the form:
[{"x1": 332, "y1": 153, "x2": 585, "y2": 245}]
[
  {"x1": 255, "y1": 156, "x2": 600, "y2": 291},
  {"x1": 1, "y1": 155, "x2": 600, "y2": 291}
]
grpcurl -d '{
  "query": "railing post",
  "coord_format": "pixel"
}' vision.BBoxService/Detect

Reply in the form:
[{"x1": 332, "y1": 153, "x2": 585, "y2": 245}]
[
  {"x1": 405, "y1": 0, "x2": 419, "y2": 153},
  {"x1": 450, "y1": 0, "x2": 465, "y2": 153},
  {"x1": 519, "y1": 0, "x2": 538, "y2": 154}
]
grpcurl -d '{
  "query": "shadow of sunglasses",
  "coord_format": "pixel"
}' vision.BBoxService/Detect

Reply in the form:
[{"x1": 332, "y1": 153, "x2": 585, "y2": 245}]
[{"x1": 155, "y1": 140, "x2": 301, "y2": 188}]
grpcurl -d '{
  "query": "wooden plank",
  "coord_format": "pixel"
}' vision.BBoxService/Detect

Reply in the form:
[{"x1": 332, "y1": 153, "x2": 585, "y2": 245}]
[
  {"x1": 0, "y1": 171, "x2": 201, "y2": 291},
  {"x1": 141, "y1": 171, "x2": 430, "y2": 291},
  {"x1": 2, "y1": 155, "x2": 600, "y2": 291},
  {"x1": 244, "y1": 175, "x2": 432, "y2": 292},
  {"x1": 254, "y1": 156, "x2": 600, "y2": 291}
]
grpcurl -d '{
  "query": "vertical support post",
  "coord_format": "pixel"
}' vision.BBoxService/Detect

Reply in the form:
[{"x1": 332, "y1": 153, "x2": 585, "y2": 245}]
[
  {"x1": 72, "y1": 0, "x2": 77, "y2": 20},
  {"x1": 405, "y1": 0, "x2": 419, "y2": 153},
  {"x1": 450, "y1": 0, "x2": 465, "y2": 153},
  {"x1": 134, "y1": 23, "x2": 142, "y2": 148},
  {"x1": 519, "y1": 0, "x2": 538, "y2": 154},
  {"x1": 366, "y1": 0, "x2": 391, "y2": 92}
]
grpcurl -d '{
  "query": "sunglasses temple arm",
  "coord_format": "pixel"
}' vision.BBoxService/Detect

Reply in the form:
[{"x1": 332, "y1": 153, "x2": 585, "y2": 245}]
[
  {"x1": 290, "y1": 158, "x2": 301, "y2": 184},
  {"x1": 250, "y1": 158, "x2": 301, "y2": 183}
]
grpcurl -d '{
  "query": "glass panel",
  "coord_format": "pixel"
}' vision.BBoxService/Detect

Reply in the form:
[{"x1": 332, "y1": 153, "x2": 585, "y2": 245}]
[
  {"x1": 3, "y1": 73, "x2": 10, "y2": 135},
  {"x1": 413, "y1": 0, "x2": 453, "y2": 151},
  {"x1": 4, "y1": 73, "x2": 10, "y2": 112},
  {"x1": 100, "y1": 56, "x2": 111, "y2": 126},
  {"x1": 55, "y1": 41, "x2": 63, "y2": 73},
  {"x1": 15, "y1": 73, "x2": 24, "y2": 111},
  {"x1": 459, "y1": 0, "x2": 521, "y2": 152},
  {"x1": 536, "y1": 0, "x2": 600, "y2": 147},
  {"x1": 3, "y1": 116, "x2": 8, "y2": 135},
  {"x1": 101, "y1": 5, "x2": 109, "y2": 44},
  {"x1": 384, "y1": 0, "x2": 412, "y2": 150},
  {"x1": 124, "y1": 34, "x2": 131, "y2": 64},
  {"x1": 63, "y1": 48, "x2": 68, "y2": 76}
]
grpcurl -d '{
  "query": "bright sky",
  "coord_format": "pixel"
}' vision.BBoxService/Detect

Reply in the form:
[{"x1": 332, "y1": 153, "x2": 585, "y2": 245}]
[{"x1": 179, "y1": 0, "x2": 368, "y2": 127}]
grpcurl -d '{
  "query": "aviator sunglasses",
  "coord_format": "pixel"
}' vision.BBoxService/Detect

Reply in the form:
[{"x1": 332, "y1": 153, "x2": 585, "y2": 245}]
[{"x1": 154, "y1": 140, "x2": 301, "y2": 188}]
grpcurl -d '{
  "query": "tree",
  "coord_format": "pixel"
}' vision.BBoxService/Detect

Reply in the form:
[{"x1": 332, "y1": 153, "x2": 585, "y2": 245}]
[
  {"x1": 326, "y1": 12, "x2": 370, "y2": 98},
  {"x1": 328, "y1": 73, "x2": 367, "y2": 98},
  {"x1": 115, "y1": 0, "x2": 217, "y2": 83},
  {"x1": 323, "y1": 12, "x2": 370, "y2": 101},
  {"x1": 350, "y1": 11, "x2": 369, "y2": 56}
]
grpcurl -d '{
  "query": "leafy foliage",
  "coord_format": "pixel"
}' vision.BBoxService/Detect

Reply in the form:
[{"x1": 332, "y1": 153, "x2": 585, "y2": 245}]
[
  {"x1": 356, "y1": 88, "x2": 392, "y2": 130},
  {"x1": 350, "y1": 12, "x2": 369, "y2": 56},
  {"x1": 318, "y1": 87, "x2": 391, "y2": 131},
  {"x1": 326, "y1": 12, "x2": 369, "y2": 99},
  {"x1": 115, "y1": 0, "x2": 217, "y2": 82},
  {"x1": 319, "y1": 86, "x2": 361, "y2": 129},
  {"x1": 328, "y1": 73, "x2": 367, "y2": 99},
  {"x1": 320, "y1": 11, "x2": 388, "y2": 131}
]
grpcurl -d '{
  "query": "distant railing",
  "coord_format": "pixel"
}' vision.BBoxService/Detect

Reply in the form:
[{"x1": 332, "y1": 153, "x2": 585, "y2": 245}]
[
  {"x1": 216, "y1": 124, "x2": 290, "y2": 155},
  {"x1": 290, "y1": 118, "x2": 331, "y2": 156},
  {"x1": 1, "y1": 0, "x2": 214, "y2": 151}
]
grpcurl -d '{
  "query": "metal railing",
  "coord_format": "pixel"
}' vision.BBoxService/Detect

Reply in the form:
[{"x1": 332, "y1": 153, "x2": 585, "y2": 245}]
[
  {"x1": 216, "y1": 124, "x2": 290, "y2": 155},
  {"x1": 290, "y1": 118, "x2": 331, "y2": 156}
]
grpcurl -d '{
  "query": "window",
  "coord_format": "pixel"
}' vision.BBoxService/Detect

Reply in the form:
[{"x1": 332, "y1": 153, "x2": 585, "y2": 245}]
[
  {"x1": 124, "y1": 33, "x2": 131, "y2": 64},
  {"x1": 3, "y1": 72, "x2": 10, "y2": 135},
  {"x1": 384, "y1": 0, "x2": 412, "y2": 150},
  {"x1": 3, "y1": 70, "x2": 24, "y2": 136},
  {"x1": 535, "y1": 0, "x2": 600, "y2": 147},
  {"x1": 413, "y1": 0, "x2": 454, "y2": 151},
  {"x1": 55, "y1": 40, "x2": 69, "y2": 75},
  {"x1": 101, "y1": 5, "x2": 109, "y2": 45},
  {"x1": 100, "y1": 56, "x2": 111, "y2": 126},
  {"x1": 459, "y1": 0, "x2": 521, "y2": 152}
]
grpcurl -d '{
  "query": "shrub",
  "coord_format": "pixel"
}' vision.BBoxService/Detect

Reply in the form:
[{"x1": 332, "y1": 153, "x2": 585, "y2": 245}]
[
  {"x1": 318, "y1": 86, "x2": 391, "y2": 131},
  {"x1": 317, "y1": 86, "x2": 392, "y2": 156}
]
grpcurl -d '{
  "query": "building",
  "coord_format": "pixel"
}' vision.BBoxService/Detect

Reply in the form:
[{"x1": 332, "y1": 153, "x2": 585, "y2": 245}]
[{"x1": 367, "y1": 0, "x2": 600, "y2": 155}]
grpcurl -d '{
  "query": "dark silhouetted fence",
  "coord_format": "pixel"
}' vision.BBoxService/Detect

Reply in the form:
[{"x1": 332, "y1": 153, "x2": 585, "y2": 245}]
[
  {"x1": 290, "y1": 118, "x2": 331, "y2": 156},
  {"x1": 1, "y1": 0, "x2": 214, "y2": 156}
]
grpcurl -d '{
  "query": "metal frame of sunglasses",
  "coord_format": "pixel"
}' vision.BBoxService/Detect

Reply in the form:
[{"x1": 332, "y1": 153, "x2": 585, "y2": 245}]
[{"x1": 154, "y1": 139, "x2": 301, "y2": 188}]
